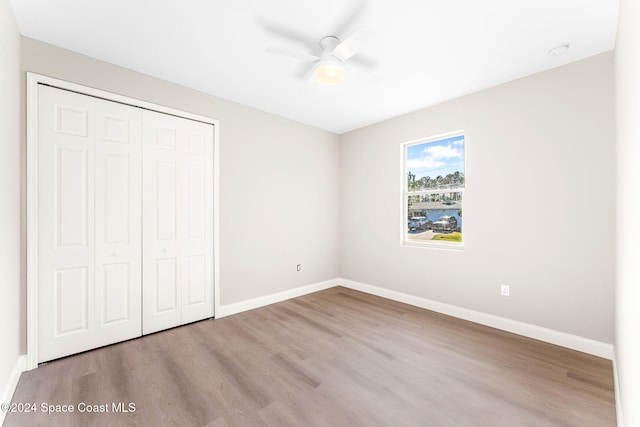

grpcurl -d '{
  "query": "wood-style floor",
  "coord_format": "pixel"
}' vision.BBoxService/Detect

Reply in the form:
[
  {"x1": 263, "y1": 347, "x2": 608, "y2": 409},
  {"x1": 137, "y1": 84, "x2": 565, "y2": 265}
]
[{"x1": 5, "y1": 287, "x2": 615, "y2": 426}]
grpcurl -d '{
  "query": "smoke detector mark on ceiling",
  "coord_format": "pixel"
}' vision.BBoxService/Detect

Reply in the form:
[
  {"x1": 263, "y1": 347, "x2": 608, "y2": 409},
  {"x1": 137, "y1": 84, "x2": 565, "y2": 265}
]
[{"x1": 548, "y1": 44, "x2": 570, "y2": 57}]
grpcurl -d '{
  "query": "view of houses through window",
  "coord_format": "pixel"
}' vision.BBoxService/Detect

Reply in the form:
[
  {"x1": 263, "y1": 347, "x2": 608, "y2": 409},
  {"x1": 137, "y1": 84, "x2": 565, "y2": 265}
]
[{"x1": 404, "y1": 132, "x2": 465, "y2": 246}]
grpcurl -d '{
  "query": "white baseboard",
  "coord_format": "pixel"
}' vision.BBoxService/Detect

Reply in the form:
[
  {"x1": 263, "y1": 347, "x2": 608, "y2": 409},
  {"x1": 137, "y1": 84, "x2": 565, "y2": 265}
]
[
  {"x1": 216, "y1": 278, "x2": 339, "y2": 318},
  {"x1": 612, "y1": 354, "x2": 624, "y2": 427},
  {"x1": 0, "y1": 355, "x2": 27, "y2": 425},
  {"x1": 338, "y1": 278, "x2": 614, "y2": 360},
  {"x1": 214, "y1": 277, "x2": 613, "y2": 360}
]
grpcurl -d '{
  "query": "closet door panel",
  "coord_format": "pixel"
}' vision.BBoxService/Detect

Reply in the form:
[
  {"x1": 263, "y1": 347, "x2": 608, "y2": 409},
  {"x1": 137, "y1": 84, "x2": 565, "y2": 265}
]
[
  {"x1": 94, "y1": 99, "x2": 142, "y2": 341},
  {"x1": 154, "y1": 257, "x2": 179, "y2": 312},
  {"x1": 38, "y1": 86, "x2": 143, "y2": 363},
  {"x1": 143, "y1": 111, "x2": 214, "y2": 332},
  {"x1": 182, "y1": 122, "x2": 214, "y2": 324},
  {"x1": 55, "y1": 267, "x2": 90, "y2": 334},
  {"x1": 186, "y1": 163, "x2": 205, "y2": 240},
  {"x1": 156, "y1": 160, "x2": 178, "y2": 240},
  {"x1": 142, "y1": 111, "x2": 183, "y2": 334},
  {"x1": 38, "y1": 86, "x2": 97, "y2": 362},
  {"x1": 101, "y1": 262, "x2": 131, "y2": 324},
  {"x1": 185, "y1": 255, "x2": 206, "y2": 306},
  {"x1": 56, "y1": 147, "x2": 89, "y2": 247}
]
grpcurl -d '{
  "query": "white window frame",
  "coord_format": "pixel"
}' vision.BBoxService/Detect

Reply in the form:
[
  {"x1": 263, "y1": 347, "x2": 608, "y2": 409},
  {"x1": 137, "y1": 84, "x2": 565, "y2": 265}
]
[{"x1": 401, "y1": 130, "x2": 465, "y2": 250}]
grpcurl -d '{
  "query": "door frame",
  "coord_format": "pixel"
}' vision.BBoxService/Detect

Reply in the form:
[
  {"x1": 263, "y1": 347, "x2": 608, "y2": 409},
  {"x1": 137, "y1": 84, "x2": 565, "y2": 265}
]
[{"x1": 26, "y1": 73, "x2": 221, "y2": 370}]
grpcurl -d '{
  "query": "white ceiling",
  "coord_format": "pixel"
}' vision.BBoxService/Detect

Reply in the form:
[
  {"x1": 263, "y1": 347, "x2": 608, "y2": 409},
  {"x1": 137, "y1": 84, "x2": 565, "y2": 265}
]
[{"x1": 9, "y1": 0, "x2": 619, "y2": 134}]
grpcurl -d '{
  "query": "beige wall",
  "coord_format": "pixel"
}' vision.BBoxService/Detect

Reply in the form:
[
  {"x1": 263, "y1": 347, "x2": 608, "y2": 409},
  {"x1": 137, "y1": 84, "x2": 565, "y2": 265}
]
[
  {"x1": 20, "y1": 38, "x2": 341, "y2": 309},
  {"x1": 0, "y1": 0, "x2": 22, "y2": 401},
  {"x1": 616, "y1": 0, "x2": 640, "y2": 423},
  {"x1": 340, "y1": 52, "x2": 615, "y2": 343}
]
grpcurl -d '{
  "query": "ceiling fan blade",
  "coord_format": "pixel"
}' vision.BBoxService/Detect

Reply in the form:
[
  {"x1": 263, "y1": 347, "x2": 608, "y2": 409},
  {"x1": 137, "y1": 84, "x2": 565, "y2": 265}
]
[
  {"x1": 266, "y1": 47, "x2": 320, "y2": 62},
  {"x1": 349, "y1": 54, "x2": 378, "y2": 69},
  {"x1": 332, "y1": 27, "x2": 375, "y2": 62},
  {"x1": 259, "y1": 21, "x2": 318, "y2": 52},
  {"x1": 295, "y1": 62, "x2": 313, "y2": 80},
  {"x1": 299, "y1": 65, "x2": 317, "y2": 93},
  {"x1": 330, "y1": 1, "x2": 368, "y2": 42},
  {"x1": 349, "y1": 63, "x2": 381, "y2": 87}
]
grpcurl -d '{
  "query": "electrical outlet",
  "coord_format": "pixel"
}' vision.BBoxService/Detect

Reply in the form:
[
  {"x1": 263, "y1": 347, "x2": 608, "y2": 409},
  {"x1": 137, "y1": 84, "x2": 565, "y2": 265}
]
[
  {"x1": 296, "y1": 264, "x2": 302, "y2": 272},
  {"x1": 500, "y1": 284, "x2": 510, "y2": 297}
]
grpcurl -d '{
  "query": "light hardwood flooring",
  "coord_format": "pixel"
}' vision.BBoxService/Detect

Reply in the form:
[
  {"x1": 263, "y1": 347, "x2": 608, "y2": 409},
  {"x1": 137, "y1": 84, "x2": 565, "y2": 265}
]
[{"x1": 5, "y1": 287, "x2": 616, "y2": 426}]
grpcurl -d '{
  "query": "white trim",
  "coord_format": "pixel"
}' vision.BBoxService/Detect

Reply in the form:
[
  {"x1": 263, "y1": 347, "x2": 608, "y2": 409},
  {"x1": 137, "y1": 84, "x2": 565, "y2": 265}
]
[
  {"x1": 338, "y1": 278, "x2": 614, "y2": 360},
  {"x1": 402, "y1": 129, "x2": 467, "y2": 148},
  {"x1": 0, "y1": 355, "x2": 27, "y2": 425},
  {"x1": 26, "y1": 73, "x2": 39, "y2": 370},
  {"x1": 27, "y1": 74, "x2": 215, "y2": 125},
  {"x1": 26, "y1": 73, "x2": 221, "y2": 370},
  {"x1": 213, "y1": 122, "x2": 221, "y2": 320},
  {"x1": 402, "y1": 240, "x2": 465, "y2": 252},
  {"x1": 217, "y1": 279, "x2": 339, "y2": 318},
  {"x1": 613, "y1": 354, "x2": 624, "y2": 426}
]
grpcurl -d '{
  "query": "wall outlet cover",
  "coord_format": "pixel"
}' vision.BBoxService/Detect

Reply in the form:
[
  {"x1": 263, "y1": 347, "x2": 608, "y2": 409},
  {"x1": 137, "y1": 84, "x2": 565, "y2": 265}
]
[{"x1": 500, "y1": 284, "x2": 510, "y2": 296}]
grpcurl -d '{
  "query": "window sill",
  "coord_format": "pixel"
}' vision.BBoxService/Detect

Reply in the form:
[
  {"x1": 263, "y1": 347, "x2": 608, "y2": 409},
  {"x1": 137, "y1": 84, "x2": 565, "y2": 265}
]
[{"x1": 401, "y1": 240, "x2": 464, "y2": 252}]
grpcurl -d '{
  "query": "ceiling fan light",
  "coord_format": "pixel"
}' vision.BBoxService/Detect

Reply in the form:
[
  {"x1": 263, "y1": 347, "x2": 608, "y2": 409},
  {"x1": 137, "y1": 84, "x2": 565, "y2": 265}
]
[{"x1": 313, "y1": 61, "x2": 346, "y2": 86}]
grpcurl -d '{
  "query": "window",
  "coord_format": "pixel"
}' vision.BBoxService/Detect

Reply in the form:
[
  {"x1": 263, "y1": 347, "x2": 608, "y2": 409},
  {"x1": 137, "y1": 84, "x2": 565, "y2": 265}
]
[{"x1": 403, "y1": 132, "x2": 465, "y2": 248}]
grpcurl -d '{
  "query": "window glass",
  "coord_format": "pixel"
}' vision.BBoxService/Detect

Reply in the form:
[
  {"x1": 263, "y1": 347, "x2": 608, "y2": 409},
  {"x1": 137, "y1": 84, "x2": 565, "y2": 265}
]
[{"x1": 404, "y1": 133, "x2": 464, "y2": 246}]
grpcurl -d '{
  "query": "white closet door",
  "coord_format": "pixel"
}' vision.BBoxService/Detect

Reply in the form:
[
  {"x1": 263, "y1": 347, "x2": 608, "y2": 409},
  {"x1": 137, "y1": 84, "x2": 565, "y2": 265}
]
[
  {"x1": 94, "y1": 99, "x2": 143, "y2": 344},
  {"x1": 142, "y1": 111, "x2": 183, "y2": 333},
  {"x1": 37, "y1": 86, "x2": 142, "y2": 362},
  {"x1": 181, "y1": 119, "x2": 214, "y2": 324},
  {"x1": 142, "y1": 110, "x2": 214, "y2": 334},
  {"x1": 38, "y1": 86, "x2": 96, "y2": 362}
]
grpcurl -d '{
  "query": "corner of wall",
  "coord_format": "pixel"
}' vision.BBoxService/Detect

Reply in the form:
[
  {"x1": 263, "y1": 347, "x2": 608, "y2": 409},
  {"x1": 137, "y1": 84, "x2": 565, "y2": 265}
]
[
  {"x1": 0, "y1": 0, "x2": 26, "y2": 413},
  {"x1": 0, "y1": 356, "x2": 27, "y2": 425}
]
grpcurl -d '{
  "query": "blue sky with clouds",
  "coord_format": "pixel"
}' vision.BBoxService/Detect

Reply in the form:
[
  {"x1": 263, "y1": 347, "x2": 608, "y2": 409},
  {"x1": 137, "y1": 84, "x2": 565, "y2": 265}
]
[{"x1": 406, "y1": 135, "x2": 464, "y2": 179}]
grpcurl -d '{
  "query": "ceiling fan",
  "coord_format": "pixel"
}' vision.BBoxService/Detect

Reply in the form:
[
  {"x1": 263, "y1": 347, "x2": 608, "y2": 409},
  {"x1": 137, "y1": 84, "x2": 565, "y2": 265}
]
[{"x1": 265, "y1": 21, "x2": 375, "y2": 87}]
